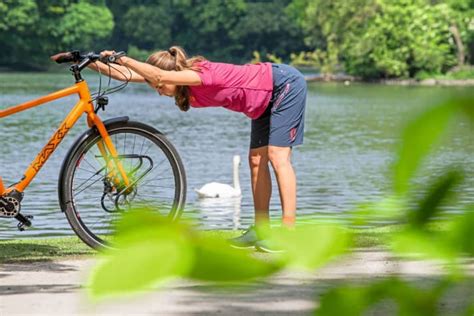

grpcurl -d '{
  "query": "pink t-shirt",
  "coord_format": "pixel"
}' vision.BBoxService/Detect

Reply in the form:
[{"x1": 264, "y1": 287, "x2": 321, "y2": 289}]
[{"x1": 188, "y1": 61, "x2": 273, "y2": 119}]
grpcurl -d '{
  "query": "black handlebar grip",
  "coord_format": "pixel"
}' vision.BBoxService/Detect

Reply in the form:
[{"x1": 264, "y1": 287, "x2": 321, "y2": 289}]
[
  {"x1": 50, "y1": 51, "x2": 81, "y2": 64},
  {"x1": 50, "y1": 52, "x2": 75, "y2": 64}
]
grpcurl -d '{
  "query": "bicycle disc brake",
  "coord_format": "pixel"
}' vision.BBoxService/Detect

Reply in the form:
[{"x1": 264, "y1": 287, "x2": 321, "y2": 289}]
[{"x1": 100, "y1": 154, "x2": 153, "y2": 213}]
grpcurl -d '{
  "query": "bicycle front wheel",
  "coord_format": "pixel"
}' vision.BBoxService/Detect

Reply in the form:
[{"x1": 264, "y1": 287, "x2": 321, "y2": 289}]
[{"x1": 60, "y1": 120, "x2": 186, "y2": 249}]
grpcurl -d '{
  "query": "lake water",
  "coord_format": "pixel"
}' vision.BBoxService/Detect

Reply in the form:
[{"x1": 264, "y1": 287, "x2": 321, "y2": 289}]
[{"x1": 0, "y1": 71, "x2": 473, "y2": 239}]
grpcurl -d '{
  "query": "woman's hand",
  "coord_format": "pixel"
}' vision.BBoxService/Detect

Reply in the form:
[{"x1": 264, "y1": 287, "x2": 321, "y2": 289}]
[
  {"x1": 90, "y1": 50, "x2": 145, "y2": 82},
  {"x1": 99, "y1": 50, "x2": 115, "y2": 58},
  {"x1": 100, "y1": 50, "x2": 126, "y2": 65}
]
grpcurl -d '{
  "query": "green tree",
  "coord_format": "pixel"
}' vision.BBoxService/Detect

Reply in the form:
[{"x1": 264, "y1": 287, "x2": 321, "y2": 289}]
[
  {"x1": 229, "y1": 0, "x2": 307, "y2": 63},
  {"x1": 173, "y1": 0, "x2": 247, "y2": 61},
  {"x1": 343, "y1": 0, "x2": 456, "y2": 78},
  {"x1": 106, "y1": 0, "x2": 247, "y2": 62},
  {"x1": 288, "y1": 0, "x2": 468, "y2": 78},
  {"x1": 0, "y1": 0, "x2": 113, "y2": 69},
  {"x1": 112, "y1": 0, "x2": 307, "y2": 63},
  {"x1": 0, "y1": 0, "x2": 40, "y2": 68},
  {"x1": 58, "y1": 2, "x2": 113, "y2": 47},
  {"x1": 122, "y1": 5, "x2": 173, "y2": 51},
  {"x1": 287, "y1": 0, "x2": 380, "y2": 74},
  {"x1": 105, "y1": 0, "x2": 172, "y2": 52},
  {"x1": 443, "y1": 0, "x2": 474, "y2": 65}
]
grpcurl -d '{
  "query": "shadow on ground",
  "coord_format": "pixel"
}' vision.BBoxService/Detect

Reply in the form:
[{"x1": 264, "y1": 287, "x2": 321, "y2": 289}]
[
  {"x1": 0, "y1": 284, "x2": 81, "y2": 295},
  {"x1": 0, "y1": 242, "x2": 92, "y2": 264},
  {"x1": 87, "y1": 275, "x2": 474, "y2": 315}
]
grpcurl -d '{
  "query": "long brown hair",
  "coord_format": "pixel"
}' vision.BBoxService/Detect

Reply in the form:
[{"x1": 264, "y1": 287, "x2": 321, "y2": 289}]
[{"x1": 146, "y1": 46, "x2": 206, "y2": 111}]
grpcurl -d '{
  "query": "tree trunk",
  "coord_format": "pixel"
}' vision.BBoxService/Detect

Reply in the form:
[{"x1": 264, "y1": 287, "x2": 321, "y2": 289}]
[{"x1": 449, "y1": 23, "x2": 465, "y2": 67}]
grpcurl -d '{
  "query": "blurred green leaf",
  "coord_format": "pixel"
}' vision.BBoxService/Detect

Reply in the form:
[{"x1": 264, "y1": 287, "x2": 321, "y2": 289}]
[
  {"x1": 349, "y1": 195, "x2": 405, "y2": 227},
  {"x1": 89, "y1": 209, "x2": 282, "y2": 299},
  {"x1": 392, "y1": 280, "x2": 447, "y2": 316},
  {"x1": 390, "y1": 228, "x2": 456, "y2": 261},
  {"x1": 464, "y1": 303, "x2": 474, "y2": 316},
  {"x1": 446, "y1": 208, "x2": 474, "y2": 257},
  {"x1": 265, "y1": 224, "x2": 352, "y2": 270},
  {"x1": 393, "y1": 100, "x2": 459, "y2": 195},
  {"x1": 316, "y1": 278, "x2": 446, "y2": 316},
  {"x1": 188, "y1": 235, "x2": 282, "y2": 282},
  {"x1": 316, "y1": 285, "x2": 376, "y2": 315},
  {"x1": 410, "y1": 169, "x2": 463, "y2": 227},
  {"x1": 391, "y1": 204, "x2": 474, "y2": 265},
  {"x1": 88, "y1": 227, "x2": 193, "y2": 300},
  {"x1": 112, "y1": 208, "x2": 186, "y2": 244},
  {"x1": 458, "y1": 96, "x2": 474, "y2": 123}
]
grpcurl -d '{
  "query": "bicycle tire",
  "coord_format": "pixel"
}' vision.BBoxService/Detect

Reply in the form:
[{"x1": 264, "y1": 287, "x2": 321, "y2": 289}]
[{"x1": 59, "y1": 120, "x2": 186, "y2": 249}]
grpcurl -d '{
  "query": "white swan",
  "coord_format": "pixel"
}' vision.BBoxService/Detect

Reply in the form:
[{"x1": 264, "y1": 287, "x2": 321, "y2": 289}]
[{"x1": 195, "y1": 155, "x2": 242, "y2": 198}]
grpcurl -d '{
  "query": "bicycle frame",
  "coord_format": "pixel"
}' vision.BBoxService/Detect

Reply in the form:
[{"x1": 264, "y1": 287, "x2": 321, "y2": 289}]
[{"x1": 0, "y1": 80, "x2": 131, "y2": 196}]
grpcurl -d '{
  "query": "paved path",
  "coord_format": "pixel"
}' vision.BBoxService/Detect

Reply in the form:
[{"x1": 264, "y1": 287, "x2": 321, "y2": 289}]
[{"x1": 1, "y1": 250, "x2": 473, "y2": 315}]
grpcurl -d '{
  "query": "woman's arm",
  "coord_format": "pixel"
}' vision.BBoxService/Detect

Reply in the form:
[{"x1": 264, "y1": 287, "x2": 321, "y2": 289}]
[
  {"x1": 117, "y1": 55, "x2": 202, "y2": 86},
  {"x1": 88, "y1": 61, "x2": 146, "y2": 83}
]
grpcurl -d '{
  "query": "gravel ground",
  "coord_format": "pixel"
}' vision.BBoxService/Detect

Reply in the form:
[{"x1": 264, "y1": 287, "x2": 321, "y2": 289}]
[{"x1": 1, "y1": 249, "x2": 473, "y2": 315}]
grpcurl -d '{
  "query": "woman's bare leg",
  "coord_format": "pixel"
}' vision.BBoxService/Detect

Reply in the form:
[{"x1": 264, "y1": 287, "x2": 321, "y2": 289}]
[
  {"x1": 268, "y1": 145, "x2": 296, "y2": 227},
  {"x1": 249, "y1": 146, "x2": 271, "y2": 226}
]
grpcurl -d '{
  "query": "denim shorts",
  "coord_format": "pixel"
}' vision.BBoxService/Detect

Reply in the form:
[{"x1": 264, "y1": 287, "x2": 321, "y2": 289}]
[{"x1": 250, "y1": 64, "x2": 307, "y2": 149}]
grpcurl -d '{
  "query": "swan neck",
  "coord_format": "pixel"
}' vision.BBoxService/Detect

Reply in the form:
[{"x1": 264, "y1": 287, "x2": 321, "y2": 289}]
[{"x1": 233, "y1": 162, "x2": 240, "y2": 191}]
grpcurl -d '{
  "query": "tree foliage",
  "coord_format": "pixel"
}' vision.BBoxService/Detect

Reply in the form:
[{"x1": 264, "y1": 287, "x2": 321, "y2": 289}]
[
  {"x1": 288, "y1": 0, "x2": 473, "y2": 78},
  {"x1": 0, "y1": 0, "x2": 113, "y2": 69},
  {"x1": 1, "y1": 0, "x2": 472, "y2": 77}
]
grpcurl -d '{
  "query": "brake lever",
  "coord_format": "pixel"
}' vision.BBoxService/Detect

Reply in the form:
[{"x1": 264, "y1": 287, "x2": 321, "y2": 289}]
[{"x1": 100, "y1": 51, "x2": 126, "y2": 64}]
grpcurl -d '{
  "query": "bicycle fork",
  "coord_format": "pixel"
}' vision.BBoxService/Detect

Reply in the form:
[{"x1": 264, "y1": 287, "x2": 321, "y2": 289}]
[{"x1": 87, "y1": 114, "x2": 132, "y2": 192}]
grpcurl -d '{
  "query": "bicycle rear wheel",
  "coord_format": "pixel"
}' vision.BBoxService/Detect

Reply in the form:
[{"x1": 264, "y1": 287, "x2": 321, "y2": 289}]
[{"x1": 59, "y1": 120, "x2": 186, "y2": 249}]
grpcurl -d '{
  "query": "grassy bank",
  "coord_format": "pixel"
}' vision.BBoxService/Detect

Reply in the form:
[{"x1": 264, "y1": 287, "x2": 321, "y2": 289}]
[{"x1": 0, "y1": 227, "x2": 399, "y2": 264}]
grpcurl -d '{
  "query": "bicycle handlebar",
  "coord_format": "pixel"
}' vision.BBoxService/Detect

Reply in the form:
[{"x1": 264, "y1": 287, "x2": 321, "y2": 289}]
[
  {"x1": 48, "y1": 50, "x2": 126, "y2": 84},
  {"x1": 50, "y1": 50, "x2": 127, "y2": 82},
  {"x1": 50, "y1": 51, "x2": 126, "y2": 66}
]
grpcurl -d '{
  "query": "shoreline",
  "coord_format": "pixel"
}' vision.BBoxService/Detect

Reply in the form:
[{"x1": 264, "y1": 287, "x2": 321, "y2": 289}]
[
  {"x1": 304, "y1": 74, "x2": 474, "y2": 86},
  {"x1": 1, "y1": 69, "x2": 473, "y2": 87}
]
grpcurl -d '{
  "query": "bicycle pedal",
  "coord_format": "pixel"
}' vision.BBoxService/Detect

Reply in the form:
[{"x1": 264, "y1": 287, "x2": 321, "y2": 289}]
[{"x1": 15, "y1": 214, "x2": 33, "y2": 231}]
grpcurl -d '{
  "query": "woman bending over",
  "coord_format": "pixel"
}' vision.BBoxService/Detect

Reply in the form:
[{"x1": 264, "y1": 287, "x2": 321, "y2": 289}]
[{"x1": 91, "y1": 46, "x2": 307, "y2": 253}]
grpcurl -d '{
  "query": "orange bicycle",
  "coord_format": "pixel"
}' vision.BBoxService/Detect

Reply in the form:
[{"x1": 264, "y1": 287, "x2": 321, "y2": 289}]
[{"x1": 0, "y1": 51, "x2": 186, "y2": 249}]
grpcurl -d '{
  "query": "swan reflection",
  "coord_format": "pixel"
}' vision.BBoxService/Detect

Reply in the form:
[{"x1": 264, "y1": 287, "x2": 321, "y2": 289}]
[{"x1": 195, "y1": 196, "x2": 242, "y2": 230}]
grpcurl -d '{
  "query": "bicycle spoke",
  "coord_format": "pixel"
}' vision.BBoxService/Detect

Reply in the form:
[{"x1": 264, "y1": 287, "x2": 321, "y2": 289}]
[
  {"x1": 141, "y1": 142, "x2": 155, "y2": 157},
  {"x1": 123, "y1": 132, "x2": 127, "y2": 154},
  {"x1": 137, "y1": 157, "x2": 167, "y2": 178},
  {"x1": 139, "y1": 137, "x2": 146, "y2": 156},
  {"x1": 83, "y1": 155, "x2": 100, "y2": 171},
  {"x1": 73, "y1": 175, "x2": 104, "y2": 197},
  {"x1": 73, "y1": 173, "x2": 103, "y2": 193},
  {"x1": 132, "y1": 134, "x2": 136, "y2": 155},
  {"x1": 77, "y1": 166, "x2": 99, "y2": 175}
]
